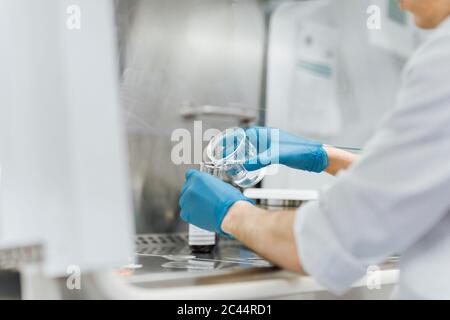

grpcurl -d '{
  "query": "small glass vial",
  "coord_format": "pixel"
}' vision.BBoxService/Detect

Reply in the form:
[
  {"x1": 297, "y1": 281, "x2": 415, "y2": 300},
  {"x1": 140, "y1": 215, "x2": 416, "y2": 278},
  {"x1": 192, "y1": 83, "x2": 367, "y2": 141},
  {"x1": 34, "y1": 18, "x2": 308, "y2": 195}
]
[
  {"x1": 188, "y1": 224, "x2": 216, "y2": 254},
  {"x1": 188, "y1": 163, "x2": 223, "y2": 254}
]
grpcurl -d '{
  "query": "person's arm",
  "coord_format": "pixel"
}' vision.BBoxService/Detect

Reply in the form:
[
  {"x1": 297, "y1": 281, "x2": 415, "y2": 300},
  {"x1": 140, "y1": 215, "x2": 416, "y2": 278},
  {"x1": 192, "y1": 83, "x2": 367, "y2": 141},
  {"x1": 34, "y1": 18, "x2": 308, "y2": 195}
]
[
  {"x1": 218, "y1": 146, "x2": 357, "y2": 272},
  {"x1": 221, "y1": 201, "x2": 305, "y2": 274},
  {"x1": 323, "y1": 146, "x2": 359, "y2": 176}
]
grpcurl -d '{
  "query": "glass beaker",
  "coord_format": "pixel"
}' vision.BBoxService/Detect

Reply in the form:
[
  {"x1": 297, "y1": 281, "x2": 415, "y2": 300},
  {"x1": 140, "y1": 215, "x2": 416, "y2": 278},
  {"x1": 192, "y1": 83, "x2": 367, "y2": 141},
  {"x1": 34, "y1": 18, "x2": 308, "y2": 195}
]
[{"x1": 206, "y1": 127, "x2": 266, "y2": 188}]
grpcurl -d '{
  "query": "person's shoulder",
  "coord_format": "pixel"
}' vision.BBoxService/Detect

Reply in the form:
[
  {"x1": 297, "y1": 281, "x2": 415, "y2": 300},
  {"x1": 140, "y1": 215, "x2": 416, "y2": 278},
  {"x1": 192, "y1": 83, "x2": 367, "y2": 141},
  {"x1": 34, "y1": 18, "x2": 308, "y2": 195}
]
[
  {"x1": 402, "y1": 21, "x2": 450, "y2": 84},
  {"x1": 430, "y1": 17, "x2": 450, "y2": 40},
  {"x1": 407, "y1": 19, "x2": 450, "y2": 71}
]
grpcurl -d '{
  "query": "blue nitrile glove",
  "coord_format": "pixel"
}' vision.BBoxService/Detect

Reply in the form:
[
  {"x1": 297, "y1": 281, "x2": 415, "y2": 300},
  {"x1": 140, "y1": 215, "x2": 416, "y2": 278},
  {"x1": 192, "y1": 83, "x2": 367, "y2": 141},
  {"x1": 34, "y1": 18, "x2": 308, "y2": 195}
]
[
  {"x1": 244, "y1": 126, "x2": 328, "y2": 173},
  {"x1": 179, "y1": 170, "x2": 255, "y2": 237}
]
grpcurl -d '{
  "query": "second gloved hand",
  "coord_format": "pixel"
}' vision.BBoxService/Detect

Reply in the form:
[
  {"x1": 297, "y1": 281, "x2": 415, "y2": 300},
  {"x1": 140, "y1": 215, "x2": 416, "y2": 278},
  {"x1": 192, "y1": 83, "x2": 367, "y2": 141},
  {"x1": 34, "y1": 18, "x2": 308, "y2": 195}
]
[
  {"x1": 244, "y1": 126, "x2": 329, "y2": 173},
  {"x1": 179, "y1": 170, "x2": 255, "y2": 237}
]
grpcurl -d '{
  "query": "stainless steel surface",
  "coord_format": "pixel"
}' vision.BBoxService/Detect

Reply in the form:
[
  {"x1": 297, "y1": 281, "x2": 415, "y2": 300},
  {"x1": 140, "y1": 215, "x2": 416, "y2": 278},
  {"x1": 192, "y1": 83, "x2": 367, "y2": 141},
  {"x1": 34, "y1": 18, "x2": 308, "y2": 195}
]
[
  {"x1": 134, "y1": 233, "x2": 271, "y2": 268},
  {"x1": 115, "y1": 0, "x2": 265, "y2": 233},
  {"x1": 126, "y1": 233, "x2": 275, "y2": 287},
  {"x1": 180, "y1": 103, "x2": 257, "y2": 123},
  {"x1": 124, "y1": 233, "x2": 398, "y2": 292},
  {"x1": 258, "y1": 199, "x2": 305, "y2": 210}
]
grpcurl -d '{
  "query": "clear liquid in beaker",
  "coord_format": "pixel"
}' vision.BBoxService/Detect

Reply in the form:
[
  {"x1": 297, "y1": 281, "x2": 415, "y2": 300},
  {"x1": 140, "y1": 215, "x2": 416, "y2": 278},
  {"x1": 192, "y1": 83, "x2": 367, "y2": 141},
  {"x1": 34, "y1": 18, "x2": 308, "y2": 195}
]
[{"x1": 206, "y1": 128, "x2": 265, "y2": 188}]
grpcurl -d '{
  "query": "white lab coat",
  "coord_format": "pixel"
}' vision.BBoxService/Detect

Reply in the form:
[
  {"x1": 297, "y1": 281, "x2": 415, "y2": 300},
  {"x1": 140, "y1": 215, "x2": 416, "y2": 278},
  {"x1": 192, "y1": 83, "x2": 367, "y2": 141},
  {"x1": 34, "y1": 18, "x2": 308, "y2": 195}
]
[{"x1": 294, "y1": 17, "x2": 450, "y2": 299}]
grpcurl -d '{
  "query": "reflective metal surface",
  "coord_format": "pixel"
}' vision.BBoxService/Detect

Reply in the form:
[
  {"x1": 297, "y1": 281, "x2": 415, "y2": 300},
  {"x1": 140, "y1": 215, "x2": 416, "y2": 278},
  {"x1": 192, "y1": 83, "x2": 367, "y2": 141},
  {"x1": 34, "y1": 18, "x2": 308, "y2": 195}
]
[
  {"x1": 120, "y1": 233, "x2": 398, "y2": 292},
  {"x1": 120, "y1": 233, "x2": 274, "y2": 287},
  {"x1": 258, "y1": 199, "x2": 305, "y2": 210},
  {"x1": 115, "y1": 0, "x2": 265, "y2": 233},
  {"x1": 134, "y1": 233, "x2": 272, "y2": 271}
]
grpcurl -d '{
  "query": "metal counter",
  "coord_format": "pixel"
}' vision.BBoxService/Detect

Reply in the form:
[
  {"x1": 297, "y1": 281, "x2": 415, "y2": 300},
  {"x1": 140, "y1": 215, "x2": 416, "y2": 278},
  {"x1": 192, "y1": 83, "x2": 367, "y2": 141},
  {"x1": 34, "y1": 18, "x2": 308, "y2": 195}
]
[
  {"x1": 119, "y1": 233, "x2": 399, "y2": 300},
  {"x1": 123, "y1": 233, "x2": 281, "y2": 289}
]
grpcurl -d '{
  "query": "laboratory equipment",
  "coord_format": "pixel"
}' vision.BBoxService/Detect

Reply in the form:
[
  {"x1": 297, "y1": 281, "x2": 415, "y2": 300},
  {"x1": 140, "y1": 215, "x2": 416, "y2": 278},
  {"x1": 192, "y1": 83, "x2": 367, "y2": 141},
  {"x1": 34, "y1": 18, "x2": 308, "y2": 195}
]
[
  {"x1": 244, "y1": 188, "x2": 319, "y2": 211},
  {"x1": 189, "y1": 225, "x2": 216, "y2": 254},
  {"x1": 206, "y1": 128, "x2": 266, "y2": 188},
  {"x1": 188, "y1": 163, "x2": 223, "y2": 254},
  {"x1": 118, "y1": 0, "x2": 265, "y2": 233}
]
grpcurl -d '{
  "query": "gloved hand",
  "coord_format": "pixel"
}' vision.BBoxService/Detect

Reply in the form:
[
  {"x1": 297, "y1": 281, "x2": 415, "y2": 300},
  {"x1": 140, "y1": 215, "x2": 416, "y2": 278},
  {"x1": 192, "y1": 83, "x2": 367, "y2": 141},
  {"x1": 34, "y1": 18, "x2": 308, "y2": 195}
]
[
  {"x1": 244, "y1": 126, "x2": 328, "y2": 173},
  {"x1": 179, "y1": 170, "x2": 255, "y2": 237}
]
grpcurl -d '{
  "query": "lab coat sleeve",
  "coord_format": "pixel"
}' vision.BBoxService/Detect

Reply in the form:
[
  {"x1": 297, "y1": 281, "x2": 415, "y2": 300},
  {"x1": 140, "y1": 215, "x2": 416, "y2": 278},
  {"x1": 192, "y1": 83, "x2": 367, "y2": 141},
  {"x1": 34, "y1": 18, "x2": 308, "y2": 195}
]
[{"x1": 294, "y1": 33, "x2": 450, "y2": 295}]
